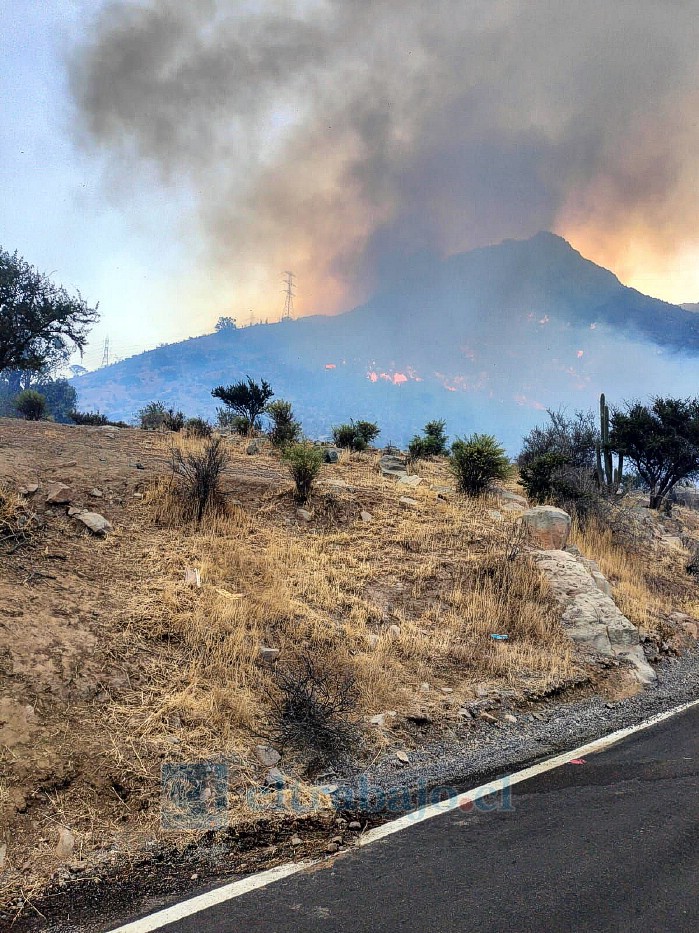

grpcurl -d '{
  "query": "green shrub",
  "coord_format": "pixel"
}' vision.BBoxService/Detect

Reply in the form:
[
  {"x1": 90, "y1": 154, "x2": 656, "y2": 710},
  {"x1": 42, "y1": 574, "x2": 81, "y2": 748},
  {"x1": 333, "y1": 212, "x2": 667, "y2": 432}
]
[
  {"x1": 283, "y1": 443, "x2": 324, "y2": 503},
  {"x1": 332, "y1": 419, "x2": 380, "y2": 451},
  {"x1": 137, "y1": 402, "x2": 184, "y2": 431},
  {"x1": 450, "y1": 433, "x2": 511, "y2": 496},
  {"x1": 70, "y1": 409, "x2": 108, "y2": 426},
  {"x1": 267, "y1": 399, "x2": 302, "y2": 448},
  {"x1": 216, "y1": 409, "x2": 249, "y2": 434},
  {"x1": 184, "y1": 417, "x2": 213, "y2": 438},
  {"x1": 15, "y1": 389, "x2": 47, "y2": 421},
  {"x1": 409, "y1": 419, "x2": 448, "y2": 459}
]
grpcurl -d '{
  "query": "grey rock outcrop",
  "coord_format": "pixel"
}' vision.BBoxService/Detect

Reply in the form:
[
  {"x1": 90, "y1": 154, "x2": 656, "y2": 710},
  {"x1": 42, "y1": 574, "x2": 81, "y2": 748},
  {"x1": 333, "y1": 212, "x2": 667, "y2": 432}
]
[
  {"x1": 379, "y1": 454, "x2": 408, "y2": 478},
  {"x1": 536, "y1": 548, "x2": 656, "y2": 686},
  {"x1": 521, "y1": 506, "x2": 571, "y2": 550}
]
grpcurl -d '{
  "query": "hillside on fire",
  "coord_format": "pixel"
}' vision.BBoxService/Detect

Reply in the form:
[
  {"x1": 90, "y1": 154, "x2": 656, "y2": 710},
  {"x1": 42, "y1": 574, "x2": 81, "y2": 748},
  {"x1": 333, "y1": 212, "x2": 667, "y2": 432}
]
[{"x1": 70, "y1": 233, "x2": 699, "y2": 448}]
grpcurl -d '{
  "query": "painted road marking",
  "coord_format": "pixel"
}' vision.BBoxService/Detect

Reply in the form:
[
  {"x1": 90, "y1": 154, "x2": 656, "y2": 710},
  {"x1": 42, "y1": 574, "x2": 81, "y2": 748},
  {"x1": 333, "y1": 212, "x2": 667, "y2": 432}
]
[{"x1": 108, "y1": 697, "x2": 699, "y2": 933}]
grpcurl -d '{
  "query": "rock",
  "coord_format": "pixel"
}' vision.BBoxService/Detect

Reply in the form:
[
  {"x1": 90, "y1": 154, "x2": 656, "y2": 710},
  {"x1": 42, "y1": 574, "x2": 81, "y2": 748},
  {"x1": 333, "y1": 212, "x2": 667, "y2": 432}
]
[
  {"x1": 325, "y1": 841, "x2": 340, "y2": 854},
  {"x1": 348, "y1": 821, "x2": 361, "y2": 831},
  {"x1": 503, "y1": 713, "x2": 518, "y2": 724},
  {"x1": 67, "y1": 507, "x2": 85, "y2": 517},
  {"x1": 135, "y1": 462, "x2": 145, "y2": 470},
  {"x1": 255, "y1": 745, "x2": 281, "y2": 768},
  {"x1": 0, "y1": 843, "x2": 6, "y2": 869},
  {"x1": 19, "y1": 483, "x2": 38, "y2": 496},
  {"x1": 75, "y1": 512, "x2": 113, "y2": 536},
  {"x1": 264, "y1": 768, "x2": 286, "y2": 788},
  {"x1": 493, "y1": 489, "x2": 528, "y2": 510},
  {"x1": 323, "y1": 448, "x2": 341, "y2": 463},
  {"x1": 366, "y1": 632, "x2": 380, "y2": 648},
  {"x1": 89, "y1": 488, "x2": 104, "y2": 498},
  {"x1": 46, "y1": 483, "x2": 72, "y2": 505},
  {"x1": 388, "y1": 624, "x2": 401, "y2": 638},
  {"x1": 535, "y1": 549, "x2": 656, "y2": 686},
  {"x1": 521, "y1": 506, "x2": 572, "y2": 550},
  {"x1": 458, "y1": 708, "x2": 473, "y2": 718},
  {"x1": 399, "y1": 496, "x2": 419, "y2": 508},
  {"x1": 487, "y1": 509, "x2": 504, "y2": 522},
  {"x1": 661, "y1": 535, "x2": 684, "y2": 551},
  {"x1": 398, "y1": 475, "x2": 423, "y2": 488},
  {"x1": 380, "y1": 454, "x2": 408, "y2": 477},
  {"x1": 360, "y1": 511, "x2": 373, "y2": 523},
  {"x1": 290, "y1": 834, "x2": 303, "y2": 846},
  {"x1": 55, "y1": 828, "x2": 75, "y2": 859},
  {"x1": 296, "y1": 508, "x2": 313, "y2": 522},
  {"x1": 396, "y1": 750, "x2": 410, "y2": 763},
  {"x1": 246, "y1": 439, "x2": 262, "y2": 455},
  {"x1": 259, "y1": 646, "x2": 280, "y2": 664},
  {"x1": 591, "y1": 571, "x2": 612, "y2": 596}
]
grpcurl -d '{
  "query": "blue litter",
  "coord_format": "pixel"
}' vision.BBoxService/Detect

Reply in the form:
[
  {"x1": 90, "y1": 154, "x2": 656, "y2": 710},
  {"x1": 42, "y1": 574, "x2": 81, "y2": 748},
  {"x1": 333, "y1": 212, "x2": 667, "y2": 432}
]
[{"x1": 490, "y1": 634, "x2": 509, "y2": 641}]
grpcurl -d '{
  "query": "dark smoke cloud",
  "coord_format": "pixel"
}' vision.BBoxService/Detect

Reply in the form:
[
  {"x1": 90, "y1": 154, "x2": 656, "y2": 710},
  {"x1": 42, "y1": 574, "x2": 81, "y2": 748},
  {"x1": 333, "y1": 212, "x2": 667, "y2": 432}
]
[{"x1": 69, "y1": 0, "x2": 699, "y2": 312}]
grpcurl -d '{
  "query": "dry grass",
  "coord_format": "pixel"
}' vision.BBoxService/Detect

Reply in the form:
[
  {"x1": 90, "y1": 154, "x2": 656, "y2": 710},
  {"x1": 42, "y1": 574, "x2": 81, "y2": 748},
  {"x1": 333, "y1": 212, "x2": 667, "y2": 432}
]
[
  {"x1": 112, "y1": 440, "x2": 577, "y2": 786},
  {"x1": 570, "y1": 510, "x2": 698, "y2": 638}
]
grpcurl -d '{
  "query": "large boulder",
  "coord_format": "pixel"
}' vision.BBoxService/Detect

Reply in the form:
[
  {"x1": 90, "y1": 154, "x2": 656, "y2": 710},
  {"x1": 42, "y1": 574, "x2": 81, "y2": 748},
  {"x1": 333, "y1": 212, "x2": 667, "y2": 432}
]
[
  {"x1": 536, "y1": 549, "x2": 656, "y2": 686},
  {"x1": 521, "y1": 506, "x2": 571, "y2": 550},
  {"x1": 323, "y1": 448, "x2": 341, "y2": 463}
]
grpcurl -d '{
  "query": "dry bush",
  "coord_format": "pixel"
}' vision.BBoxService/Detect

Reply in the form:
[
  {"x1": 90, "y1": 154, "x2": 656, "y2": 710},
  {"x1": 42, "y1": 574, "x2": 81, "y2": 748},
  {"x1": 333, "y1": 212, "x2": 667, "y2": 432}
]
[
  {"x1": 267, "y1": 653, "x2": 361, "y2": 762},
  {"x1": 170, "y1": 436, "x2": 229, "y2": 522},
  {"x1": 0, "y1": 486, "x2": 39, "y2": 551}
]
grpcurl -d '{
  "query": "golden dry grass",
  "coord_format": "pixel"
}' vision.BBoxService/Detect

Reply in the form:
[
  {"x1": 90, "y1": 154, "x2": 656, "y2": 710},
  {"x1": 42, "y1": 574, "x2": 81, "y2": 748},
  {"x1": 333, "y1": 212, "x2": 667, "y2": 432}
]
[
  {"x1": 112, "y1": 438, "x2": 577, "y2": 785},
  {"x1": 570, "y1": 511, "x2": 698, "y2": 638}
]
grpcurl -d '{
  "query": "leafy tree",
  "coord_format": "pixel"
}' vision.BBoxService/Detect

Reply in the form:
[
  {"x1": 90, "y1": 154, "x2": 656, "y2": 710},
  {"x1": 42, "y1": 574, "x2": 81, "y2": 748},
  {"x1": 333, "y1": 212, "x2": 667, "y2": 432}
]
[
  {"x1": 15, "y1": 389, "x2": 47, "y2": 421},
  {"x1": 332, "y1": 419, "x2": 380, "y2": 451},
  {"x1": 409, "y1": 419, "x2": 448, "y2": 459},
  {"x1": 0, "y1": 247, "x2": 98, "y2": 375},
  {"x1": 611, "y1": 397, "x2": 699, "y2": 509},
  {"x1": 283, "y1": 443, "x2": 324, "y2": 503},
  {"x1": 215, "y1": 316, "x2": 237, "y2": 332},
  {"x1": 211, "y1": 377, "x2": 273, "y2": 433},
  {"x1": 450, "y1": 434, "x2": 511, "y2": 496},
  {"x1": 34, "y1": 379, "x2": 77, "y2": 423},
  {"x1": 517, "y1": 409, "x2": 601, "y2": 516},
  {"x1": 267, "y1": 399, "x2": 301, "y2": 447}
]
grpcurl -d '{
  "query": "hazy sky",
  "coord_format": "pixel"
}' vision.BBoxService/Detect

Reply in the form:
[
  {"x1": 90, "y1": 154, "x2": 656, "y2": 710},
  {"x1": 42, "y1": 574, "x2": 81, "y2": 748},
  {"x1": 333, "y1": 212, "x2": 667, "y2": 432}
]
[{"x1": 2, "y1": 1, "x2": 699, "y2": 368}]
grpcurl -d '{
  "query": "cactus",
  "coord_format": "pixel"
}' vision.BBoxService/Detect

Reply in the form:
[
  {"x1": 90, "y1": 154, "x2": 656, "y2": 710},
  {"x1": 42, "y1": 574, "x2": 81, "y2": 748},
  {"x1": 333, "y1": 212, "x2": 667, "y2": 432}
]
[{"x1": 596, "y1": 393, "x2": 623, "y2": 493}]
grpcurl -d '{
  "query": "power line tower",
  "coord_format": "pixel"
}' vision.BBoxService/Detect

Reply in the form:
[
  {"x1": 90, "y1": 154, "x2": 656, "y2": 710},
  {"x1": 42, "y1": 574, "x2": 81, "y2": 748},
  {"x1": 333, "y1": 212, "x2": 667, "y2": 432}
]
[
  {"x1": 281, "y1": 271, "x2": 296, "y2": 322},
  {"x1": 100, "y1": 336, "x2": 110, "y2": 368}
]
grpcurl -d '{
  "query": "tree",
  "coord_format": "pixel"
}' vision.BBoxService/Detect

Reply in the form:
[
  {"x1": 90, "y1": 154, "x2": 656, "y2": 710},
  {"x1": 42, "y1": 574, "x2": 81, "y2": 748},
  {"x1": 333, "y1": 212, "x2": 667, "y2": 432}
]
[
  {"x1": 611, "y1": 397, "x2": 699, "y2": 509},
  {"x1": 15, "y1": 389, "x2": 47, "y2": 421},
  {"x1": 450, "y1": 434, "x2": 511, "y2": 496},
  {"x1": 0, "y1": 247, "x2": 98, "y2": 375},
  {"x1": 215, "y1": 316, "x2": 237, "y2": 332},
  {"x1": 211, "y1": 377, "x2": 274, "y2": 433},
  {"x1": 332, "y1": 419, "x2": 380, "y2": 451},
  {"x1": 409, "y1": 419, "x2": 448, "y2": 459},
  {"x1": 267, "y1": 399, "x2": 301, "y2": 447}
]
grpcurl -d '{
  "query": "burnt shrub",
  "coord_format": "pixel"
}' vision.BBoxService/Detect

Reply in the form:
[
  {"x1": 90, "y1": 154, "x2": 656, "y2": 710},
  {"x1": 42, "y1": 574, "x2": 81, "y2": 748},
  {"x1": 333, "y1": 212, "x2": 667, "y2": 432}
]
[
  {"x1": 171, "y1": 436, "x2": 228, "y2": 522},
  {"x1": 268, "y1": 653, "x2": 361, "y2": 762}
]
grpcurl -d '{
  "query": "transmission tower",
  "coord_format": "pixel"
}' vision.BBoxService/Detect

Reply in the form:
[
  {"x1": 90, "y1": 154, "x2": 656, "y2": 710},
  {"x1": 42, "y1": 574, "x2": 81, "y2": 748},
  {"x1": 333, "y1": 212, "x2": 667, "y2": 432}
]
[
  {"x1": 100, "y1": 336, "x2": 110, "y2": 368},
  {"x1": 281, "y1": 271, "x2": 296, "y2": 322}
]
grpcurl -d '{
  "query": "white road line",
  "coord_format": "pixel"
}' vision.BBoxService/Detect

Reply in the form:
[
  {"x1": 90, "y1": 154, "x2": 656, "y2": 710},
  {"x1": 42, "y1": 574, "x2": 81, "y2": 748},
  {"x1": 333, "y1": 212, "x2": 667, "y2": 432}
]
[{"x1": 109, "y1": 697, "x2": 699, "y2": 932}]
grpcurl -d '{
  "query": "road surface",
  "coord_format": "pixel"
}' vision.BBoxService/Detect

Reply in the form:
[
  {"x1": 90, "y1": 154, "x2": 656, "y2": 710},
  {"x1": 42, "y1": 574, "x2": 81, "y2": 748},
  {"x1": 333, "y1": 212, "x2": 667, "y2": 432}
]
[{"x1": 115, "y1": 703, "x2": 699, "y2": 932}]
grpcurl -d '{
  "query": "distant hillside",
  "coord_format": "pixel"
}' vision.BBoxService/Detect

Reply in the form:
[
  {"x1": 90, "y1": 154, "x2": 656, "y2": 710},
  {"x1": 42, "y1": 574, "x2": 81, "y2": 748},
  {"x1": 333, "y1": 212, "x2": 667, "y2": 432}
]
[
  {"x1": 73, "y1": 232, "x2": 699, "y2": 449},
  {"x1": 681, "y1": 303, "x2": 699, "y2": 313}
]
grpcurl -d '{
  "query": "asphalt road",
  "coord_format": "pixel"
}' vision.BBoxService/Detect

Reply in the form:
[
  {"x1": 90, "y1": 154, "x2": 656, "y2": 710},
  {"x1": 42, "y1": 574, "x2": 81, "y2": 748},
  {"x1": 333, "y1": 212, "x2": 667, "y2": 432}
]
[{"x1": 136, "y1": 703, "x2": 699, "y2": 933}]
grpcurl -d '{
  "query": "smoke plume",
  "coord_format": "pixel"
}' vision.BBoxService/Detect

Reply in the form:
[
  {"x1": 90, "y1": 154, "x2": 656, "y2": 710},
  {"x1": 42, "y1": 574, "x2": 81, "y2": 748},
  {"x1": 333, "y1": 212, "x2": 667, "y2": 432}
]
[{"x1": 70, "y1": 0, "x2": 699, "y2": 313}]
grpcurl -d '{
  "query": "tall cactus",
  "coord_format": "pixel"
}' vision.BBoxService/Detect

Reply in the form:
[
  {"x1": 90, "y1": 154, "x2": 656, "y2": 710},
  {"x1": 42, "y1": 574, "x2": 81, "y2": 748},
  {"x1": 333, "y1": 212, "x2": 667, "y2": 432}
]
[{"x1": 595, "y1": 393, "x2": 623, "y2": 493}]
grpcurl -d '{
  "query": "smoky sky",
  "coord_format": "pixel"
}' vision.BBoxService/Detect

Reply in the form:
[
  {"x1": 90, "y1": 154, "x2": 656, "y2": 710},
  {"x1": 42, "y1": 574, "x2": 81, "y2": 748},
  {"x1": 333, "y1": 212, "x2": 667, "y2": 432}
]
[{"x1": 69, "y1": 0, "x2": 699, "y2": 312}]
